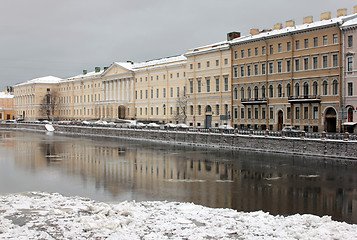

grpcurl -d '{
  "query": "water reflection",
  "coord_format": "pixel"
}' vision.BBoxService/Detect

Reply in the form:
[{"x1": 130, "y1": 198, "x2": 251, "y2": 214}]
[{"x1": 0, "y1": 130, "x2": 356, "y2": 223}]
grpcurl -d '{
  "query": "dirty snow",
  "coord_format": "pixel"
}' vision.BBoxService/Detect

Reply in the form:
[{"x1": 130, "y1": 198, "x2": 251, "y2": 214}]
[{"x1": 0, "y1": 192, "x2": 356, "y2": 240}]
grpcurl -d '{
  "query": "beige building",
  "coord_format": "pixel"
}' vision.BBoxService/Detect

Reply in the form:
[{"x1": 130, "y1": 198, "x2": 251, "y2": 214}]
[
  {"x1": 185, "y1": 39, "x2": 233, "y2": 128},
  {"x1": 231, "y1": 9, "x2": 357, "y2": 132},
  {"x1": 0, "y1": 91, "x2": 14, "y2": 121}
]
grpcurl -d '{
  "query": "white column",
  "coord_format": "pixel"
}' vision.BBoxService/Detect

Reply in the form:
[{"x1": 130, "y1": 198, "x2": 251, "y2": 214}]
[
  {"x1": 126, "y1": 79, "x2": 129, "y2": 101},
  {"x1": 121, "y1": 80, "x2": 125, "y2": 101},
  {"x1": 103, "y1": 82, "x2": 107, "y2": 101},
  {"x1": 130, "y1": 78, "x2": 134, "y2": 102},
  {"x1": 115, "y1": 80, "x2": 118, "y2": 101}
]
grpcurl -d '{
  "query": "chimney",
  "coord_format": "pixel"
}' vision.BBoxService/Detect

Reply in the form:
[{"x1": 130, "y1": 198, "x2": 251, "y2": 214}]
[
  {"x1": 286, "y1": 20, "x2": 295, "y2": 27},
  {"x1": 227, "y1": 32, "x2": 241, "y2": 41},
  {"x1": 303, "y1": 16, "x2": 313, "y2": 24},
  {"x1": 95, "y1": 67, "x2": 100, "y2": 73},
  {"x1": 337, "y1": 8, "x2": 347, "y2": 17},
  {"x1": 320, "y1": 11, "x2": 331, "y2": 21},
  {"x1": 273, "y1": 23, "x2": 283, "y2": 30},
  {"x1": 83, "y1": 69, "x2": 87, "y2": 75},
  {"x1": 250, "y1": 28, "x2": 259, "y2": 35},
  {"x1": 354, "y1": 5, "x2": 357, "y2": 14}
]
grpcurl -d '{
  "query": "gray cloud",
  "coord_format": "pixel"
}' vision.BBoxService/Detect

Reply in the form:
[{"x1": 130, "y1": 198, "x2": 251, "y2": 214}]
[{"x1": 0, "y1": 0, "x2": 356, "y2": 89}]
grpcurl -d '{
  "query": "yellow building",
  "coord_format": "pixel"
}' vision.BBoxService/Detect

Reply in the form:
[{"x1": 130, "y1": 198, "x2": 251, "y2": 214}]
[
  {"x1": 231, "y1": 10, "x2": 357, "y2": 132},
  {"x1": 0, "y1": 91, "x2": 14, "y2": 121}
]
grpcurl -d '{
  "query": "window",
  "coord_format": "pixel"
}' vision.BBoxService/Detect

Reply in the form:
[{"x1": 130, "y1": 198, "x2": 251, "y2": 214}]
[
  {"x1": 262, "y1": 46, "x2": 266, "y2": 55},
  {"x1": 248, "y1": 48, "x2": 251, "y2": 57},
  {"x1": 348, "y1": 82, "x2": 353, "y2": 96},
  {"x1": 323, "y1": 35, "x2": 328, "y2": 46},
  {"x1": 224, "y1": 77, "x2": 229, "y2": 91},
  {"x1": 347, "y1": 56, "x2": 353, "y2": 72},
  {"x1": 313, "y1": 82, "x2": 318, "y2": 96},
  {"x1": 304, "y1": 58, "x2": 309, "y2": 70},
  {"x1": 255, "y1": 47, "x2": 258, "y2": 56},
  {"x1": 313, "y1": 106, "x2": 319, "y2": 119},
  {"x1": 269, "y1": 85, "x2": 274, "y2": 97},
  {"x1": 234, "y1": 108, "x2": 238, "y2": 119},
  {"x1": 197, "y1": 80, "x2": 201, "y2": 93},
  {"x1": 216, "y1": 104, "x2": 220, "y2": 115},
  {"x1": 332, "y1": 80, "x2": 338, "y2": 95},
  {"x1": 206, "y1": 61, "x2": 210, "y2": 68},
  {"x1": 262, "y1": 108, "x2": 266, "y2": 119},
  {"x1": 254, "y1": 86, "x2": 259, "y2": 99},
  {"x1": 323, "y1": 55, "x2": 328, "y2": 68},
  {"x1": 304, "y1": 39, "x2": 309, "y2": 48},
  {"x1": 190, "y1": 105, "x2": 194, "y2": 115},
  {"x1": 277, "y1": 61, "x2": 282, "y2": 73},
  {"x1": 241, "y1": 50, "x2": 245, "y2": 58},
  {"x1": 278, "y1": 43, "x2": 282, "y2": 53},
  {"x1": 303, "y1": 82, "x2": 309, "y2": 97},
  {"x1": 262, "y1": 63, "x2": 266, "y2": 75},
  {"x1": 269, "y1": 62, "x2": 274, "y2": 74},
  {"x1": 247, "y1": 87, "x2": 252, "y2": 99},
  {"x1": 224, "y1": 58, "x2": 228, "y2": 65},
  {"x1": 269, "y1": 107, "x2": 274, "y2": 119},
  {"x1": 247, "y1": 107, "x2": 252, "y2": 119},
  {"x1": 287, "y1": 42, "x2": 291, "y2": 51},
  {"x1": 278, "y1": 84, "x2": 282, "y2": 97},
  {"x1": 234, "y1": 51, "x2": 238, "y2": 59},
  {"x1": 295, "y1": 59, "x2": 300, "y2": 71},
  {"x1": 295, "y1": 83, "x2": 300, "y2": 97},
  {"x1": 313, "y1": 56, "x2": 318, "y2": 69},
  {"x1": 156, "y1": 88, "x2": 159, "y2": 98},
  {"x1": 262, "y1": 85, "x2": 266, "y2": 98},
  {"x1": 177, "y1": 87, "x2": 180, "y2": 97},
  {"x1": 295, "y1": 40, "x2": 300, "y2": 50},
  {"x1": 286, "y1": 59, "x2": 291, "y2": 72},
  {"x1": 198, "y1": 105, "x2": 201, "y2": 115},
  {"x1": 240, "y1": 87, "x2": 245, "y2": 100},
  {"x1": 198, "y1": 63, "x2": 201, "y2": 69},
  {"x1": 322, "y1": 81, "x2": 328, "y2": 95},
  {"x1": 313, "y1": 37, "x2": 318, "y2": 47},
  {"x1": 269, "y1": 45, "x2": 273, "y2": 54},
  {"x1": 332, "y1": 54, "x2": 338, "y2": 67},
  {"x1": 190, "y1": 64, "x2": 193, "y2": 69},
  {"x1": 206, "y1": 79, "x2": 210, "y2": 92},
  {"x1": 247, "y1": 65, "x2": 251, "y2": 76},
  {"x1": 233, "y1": 88, "x2": 238, "y2": 99},
  {"x1": 241, "y1": 108, "x2": 245, "y2": 119},
  {"x1": 163, "y1": 88, "x2": 166, "y2": 98},
  {"x1": 190, "y1": 80, "x2": 193, "y2": 93},
  {"x1": 216, "y1": 78, "x2": 219, "y2": 92},
  {"x1": 333, "y1": 34, "x2": 338, "y2": 44},
  {"x1": 254, "y1": 64, "x2": 258, "y2": 75},
  {"x1": 234, "y1": 67, "x2": 238, "y2": 77},
  {"x1": 240, "y1": 66, "x2": 245, "y2": 77},
  {"x1": 216, "y1": 60, "x2": 219, "y2": 66},
  {"x1": 287, "y1": 107, "x2": 291, "y2": 119},
  {"x1": 304, "y1": 107, "x2": 309, "y2": 119},
  {"x1": 295, "y1": 107, "x2": 300, "y2": 119},
  {"x1": 348, "y1": 35, "x2": 353, "y2": 48},
  {"x1": 170, "y1": 87, "x2": 173, "y2": 97}
]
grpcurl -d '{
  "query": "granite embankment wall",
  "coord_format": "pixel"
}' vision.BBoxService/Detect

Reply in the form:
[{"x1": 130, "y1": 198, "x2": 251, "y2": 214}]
[{"x1": 1, "y1": 123, "x2": 357, "y2": 160}]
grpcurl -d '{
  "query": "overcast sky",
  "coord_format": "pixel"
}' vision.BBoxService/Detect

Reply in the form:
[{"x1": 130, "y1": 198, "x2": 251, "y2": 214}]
[{"x1": 1, "y1": 0, "x2": 356, "y2": 90}]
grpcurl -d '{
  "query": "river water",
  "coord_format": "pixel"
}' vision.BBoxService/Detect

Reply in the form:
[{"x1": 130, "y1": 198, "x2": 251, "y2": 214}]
[{"x1": 0, "y1": 130, "x2": 356, "y2": 223}]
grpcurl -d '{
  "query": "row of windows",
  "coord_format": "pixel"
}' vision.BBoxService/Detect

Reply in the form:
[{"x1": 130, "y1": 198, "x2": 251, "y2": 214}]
[
  {"x1": 189, "y1": 77, "x2": 229, "y2": 93},
  {"x1": 60, "y1": 94, "x2": 101, "y2": 104},
  {"x1": 233, "y1": 54, "x2": 339, "y2": 77},
  {"x1": 234, "y1": 34, "x2": 339, "y2": 59},
  {"x1": 61, "y1": 83, "x2": 101, "y2": 92},
  {"x1": 189, "y1": 58, "x2": 229, "y2": 70},
  {"x1": 233, "y1": 106, "x2": 319, "y2": 121},
  {"x1": 188, "y1": 104, "x2": 229, "y2": 116},
  {"x1": 135, "y1": 106, "x2": 183, "y2": 116},
  {"x1": 234, "y1": 80, "x2": 339, "y2": 99},
  {"x1": 135, "y1": 72, "x2": 186, "y2": 82},
  {"x1": 135, "y1": 87, "x2": 185, "y2": 100}
]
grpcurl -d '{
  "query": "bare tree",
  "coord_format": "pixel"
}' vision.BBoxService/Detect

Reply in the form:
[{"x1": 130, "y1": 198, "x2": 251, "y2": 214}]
[
  {"x1": 174, "y1": 93, "x2": 188, "y2": 123},
  {"x1": 39, "y1": 90, "x2": 59, "y2": 121}
]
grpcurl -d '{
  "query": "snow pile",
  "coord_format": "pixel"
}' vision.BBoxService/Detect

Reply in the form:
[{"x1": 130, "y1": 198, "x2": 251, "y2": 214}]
[{"x1": 0, "y1": 192, "x2": 356, "y2": 240}]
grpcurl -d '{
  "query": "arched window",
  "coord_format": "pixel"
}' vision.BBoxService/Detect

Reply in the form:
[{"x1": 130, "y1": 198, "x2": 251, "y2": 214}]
[
  {"x1": 277, "y1": 84, "x2": 282, "y2": 97},
  {"x1": 262, "y1": 85, "x2": 266, "y2": 98},
  {"x1": 269, "y1": 85, "x2": 274, "y2": 98},
  {"x1": 240, "y1": 87, "x2": 245, "y2": 100},
  {"x1": 303, "y1": 82, "x2": 309, "y2": 97},
  {"x1": 233, "y1": 87, "x2": 238, "y2": 99},
  {"x1": 254, "y1": 86, "x2": 259, "y2": 99},
  {"x1": 295, "y1": 83, "x2": 300, "y2": 97},
  {"x1": 322, "y1": 80, "x2": 328, "y2": 95},
  {"x1": 286, "y1": 83, "x2": 291, "y2": 97},
  {"x1": 348, "y1": 107, "x2": 353, "y2": 122},
  {"x1": 206, "y1": 105, "x2": 212, "y2": 113},
  {"x1": 312, "y1": 81, "x2": 318, "y2": 96},
  {"x1": 247, "y1": 87, "x2": 252, "y2": 99},
  {"x1": 332, "y1": 80, "x2": 338, "y2": 95}
]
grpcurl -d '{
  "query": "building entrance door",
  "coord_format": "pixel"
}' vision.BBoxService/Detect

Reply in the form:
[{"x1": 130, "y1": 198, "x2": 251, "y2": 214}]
[
  {"x1": 118, "y1": 106, "x2": 125, "y2": 119},
  {"x1": 325, "y1": 107, "x2": 337, "y2": 132},
  {"x1": 205, "y1": 115, "x2": 212, "y2": 128},
  {"x1": 277, "y1": 110, "x2": 283, "y2": 130}
]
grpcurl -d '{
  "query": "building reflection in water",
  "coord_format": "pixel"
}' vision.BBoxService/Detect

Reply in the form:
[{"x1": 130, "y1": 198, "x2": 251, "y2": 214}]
[{"x1": 3, "y1": 131, "x2": 357, "y2": 224}]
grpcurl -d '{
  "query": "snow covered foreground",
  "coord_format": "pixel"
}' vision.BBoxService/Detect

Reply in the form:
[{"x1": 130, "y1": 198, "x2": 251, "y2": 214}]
[{"x1": 0, "y1": 192, "x2": 356, "y2": 240}]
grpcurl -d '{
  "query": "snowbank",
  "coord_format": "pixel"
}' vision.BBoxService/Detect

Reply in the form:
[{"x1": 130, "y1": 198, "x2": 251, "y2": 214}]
[{"x1": 0, "y1": 192, "x2": 356, "y2": 239}]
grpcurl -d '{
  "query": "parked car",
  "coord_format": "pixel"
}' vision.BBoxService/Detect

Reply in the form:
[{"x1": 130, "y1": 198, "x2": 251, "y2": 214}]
[
  {"x1": 282, "y1": 126, "x2": 304, "y2": 132},
  {"x1": 147, "y1": 122, "x2": 160, "y2": 128}
]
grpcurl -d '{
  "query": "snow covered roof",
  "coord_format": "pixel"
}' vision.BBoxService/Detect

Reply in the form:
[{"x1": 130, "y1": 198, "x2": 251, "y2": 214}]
[
  {"x1": 67, "y1": 70, "x2": 104, "y2": 81},
  {"x1": 14, "y1": 76, "x2": 62, "y2": 87},
  {"x1": 0, "y1": 91, "x2": 14, "y2": 99},
  {"x1": 185, "y1": 40, "x2": 230, "y2": 55},
  {"x1": 231, "y1": 13, "x2": 357, "y2": 45},
  {"x1": 341, "y1": 17, "x2": 357, "y2": 28}
]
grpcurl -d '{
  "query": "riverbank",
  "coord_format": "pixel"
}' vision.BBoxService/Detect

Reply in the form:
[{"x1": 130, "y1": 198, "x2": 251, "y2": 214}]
[
  {"x1": 1, "y1": 192, "x2": 356, "y2": 239},
  {"x1": 1, "y1": 123, "x2": 357, "y2": 160}
]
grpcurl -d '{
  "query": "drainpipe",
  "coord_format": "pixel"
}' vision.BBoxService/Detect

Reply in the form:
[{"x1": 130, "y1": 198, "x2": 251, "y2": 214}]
[
  {"x1": 264, "y1": 38, "x2": 269, "y2": 129},
  {"x1": 339, "y1": 23, "x2": 345, "y2": 133},
  {"x1": 290, "y1": 32, "x2": 295, "y2": 128}
]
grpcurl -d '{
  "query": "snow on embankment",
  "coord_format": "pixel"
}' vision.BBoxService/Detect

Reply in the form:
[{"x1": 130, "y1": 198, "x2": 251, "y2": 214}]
[{"x1": 0, "y1": 192, "x2": 356, "y2": 239}]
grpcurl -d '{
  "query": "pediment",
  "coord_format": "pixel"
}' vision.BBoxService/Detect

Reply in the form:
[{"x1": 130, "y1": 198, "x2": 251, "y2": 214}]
[{"x1": 102, "y1": 63, "x2": 133, "y2": 77}]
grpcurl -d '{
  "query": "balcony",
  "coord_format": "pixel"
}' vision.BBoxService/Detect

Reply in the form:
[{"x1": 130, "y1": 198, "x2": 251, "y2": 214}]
[
  {"x1": 288, "y1": 95, "x2": 321, "y2": 103},
  {"x1": 241, "y1": 98, "x2": 267, "y2": 105}
]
